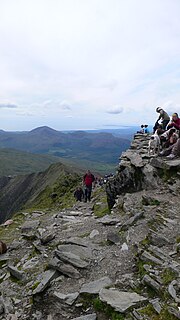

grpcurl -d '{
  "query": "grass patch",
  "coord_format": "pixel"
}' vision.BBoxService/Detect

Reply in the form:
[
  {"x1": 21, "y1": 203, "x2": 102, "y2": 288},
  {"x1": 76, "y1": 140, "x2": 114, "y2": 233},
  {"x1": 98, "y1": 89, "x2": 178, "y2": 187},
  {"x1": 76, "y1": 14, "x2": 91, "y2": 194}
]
[
  {"x1": 161, "y1": 268, "x2": 177, "y2": 285},
  {"x1": 176, "y1": 236, "x2": 180, "y2": 243},
  {"x1": 93, "y1": 205, "x2": 110, "y2": 218},
  {"x1": 80, "y1": 294, "x2": 125, "y2": 320},
  {"x1": 139, "y1": 304, "x2": 178, "y2": 320},
  {"x1": 79, "y1": 232, "x2": 90, "y2": 238},
  {"x1": 93, "y1": 298, "x2": 125, "y2": 319}
]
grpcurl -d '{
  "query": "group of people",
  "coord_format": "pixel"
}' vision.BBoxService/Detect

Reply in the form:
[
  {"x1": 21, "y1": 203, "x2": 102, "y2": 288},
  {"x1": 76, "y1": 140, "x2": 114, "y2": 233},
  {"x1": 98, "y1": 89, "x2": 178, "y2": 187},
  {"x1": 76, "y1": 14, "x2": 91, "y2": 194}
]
[
  {"x1": 74, "y1": 107, "x2": 180, "y2": 204},
  {"x1": 137, "y1": 124, "x2": 149, "y2": 134},
  {"x1": 153, "y1": 107, "x2": 180, "y2": 159},
  {"x1": 74, "y1": 170, "x2": 95, "y2": 202},
  {"x1": 152, "y1": 107, "x2": 180, "y2": 159}
]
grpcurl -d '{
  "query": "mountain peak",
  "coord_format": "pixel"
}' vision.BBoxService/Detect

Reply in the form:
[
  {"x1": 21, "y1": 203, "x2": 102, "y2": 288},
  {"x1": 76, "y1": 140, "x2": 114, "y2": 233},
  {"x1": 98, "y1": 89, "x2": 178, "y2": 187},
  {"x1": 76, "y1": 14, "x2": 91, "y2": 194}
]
[{"x1": 29, "y1": 126, "x2": 58, "y2": 134}]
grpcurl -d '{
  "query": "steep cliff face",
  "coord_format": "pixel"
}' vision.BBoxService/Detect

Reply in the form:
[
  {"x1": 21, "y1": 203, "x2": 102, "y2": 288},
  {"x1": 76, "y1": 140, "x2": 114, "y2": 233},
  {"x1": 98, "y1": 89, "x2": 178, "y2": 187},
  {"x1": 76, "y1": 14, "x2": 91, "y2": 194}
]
[
  {"x1": 0, "y1": 162, "x2": 82, "y2": 223},
  {"x1": 106, "y1": 133, "x2": 180, "y2": 208}
]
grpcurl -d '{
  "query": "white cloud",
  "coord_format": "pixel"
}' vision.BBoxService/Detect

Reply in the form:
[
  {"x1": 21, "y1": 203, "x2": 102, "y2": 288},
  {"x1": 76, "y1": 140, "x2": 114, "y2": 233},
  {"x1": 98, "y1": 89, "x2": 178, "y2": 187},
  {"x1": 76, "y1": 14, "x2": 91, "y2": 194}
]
[
  {"x1": 106, "y1": 106, "x2": 124, "y2": 114},
  {"x1": 0, "y1": 0, "x2": 180, "y2": 130},
  {"x1": 0, "y1": 103, "x2": 18, "y2": 109}
]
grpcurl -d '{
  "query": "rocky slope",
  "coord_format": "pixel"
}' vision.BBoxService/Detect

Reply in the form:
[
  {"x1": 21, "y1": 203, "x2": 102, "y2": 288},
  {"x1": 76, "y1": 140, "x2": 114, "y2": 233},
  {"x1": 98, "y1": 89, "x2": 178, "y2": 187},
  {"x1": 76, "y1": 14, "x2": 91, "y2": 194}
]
[
  {"x1": 0, "y1": 133, "x2": 179, "y2": 320},
  {"x1": 0, "y1": 162, "x2": 82, "y2": 224}
]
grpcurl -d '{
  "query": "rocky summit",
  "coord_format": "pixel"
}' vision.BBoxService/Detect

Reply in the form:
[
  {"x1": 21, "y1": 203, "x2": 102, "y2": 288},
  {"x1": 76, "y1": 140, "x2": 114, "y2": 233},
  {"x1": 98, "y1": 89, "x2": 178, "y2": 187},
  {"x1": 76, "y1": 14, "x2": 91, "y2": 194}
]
[{"x1": 0, "y1": 133, "x2": 180, "y2": 320}]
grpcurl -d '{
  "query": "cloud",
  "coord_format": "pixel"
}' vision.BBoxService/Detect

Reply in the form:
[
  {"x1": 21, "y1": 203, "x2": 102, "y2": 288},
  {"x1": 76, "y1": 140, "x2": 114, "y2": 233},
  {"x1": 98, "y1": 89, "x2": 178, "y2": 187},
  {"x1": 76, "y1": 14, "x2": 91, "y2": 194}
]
[
  {"x1": 0, "y1": 103, "x2": 18, "y2": 109},
  {"x1": 106, "y1": 106, "x2": 124, "y2": 114},
  {"x1": 59, "y1": 100, "x2": 72, "y2": 111},
  {"x1": 0, "y1": 0, "x2": 180, "y2": 130}
]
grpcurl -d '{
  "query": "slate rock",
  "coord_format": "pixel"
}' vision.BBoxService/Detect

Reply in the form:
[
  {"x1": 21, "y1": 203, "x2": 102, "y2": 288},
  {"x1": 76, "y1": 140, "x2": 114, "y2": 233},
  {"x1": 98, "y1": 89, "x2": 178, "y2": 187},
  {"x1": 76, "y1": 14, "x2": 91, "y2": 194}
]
[
  {"x1": 33, "y1": 270, "x2": 59, "y2": 295},
  {"x1": 21, "y1": 220, "x2": 40, "y2": 233},
  {"x1": 52, "y1": 291, "x2": 79, "y2": 305},
  {"x1": 57, "y1": 244, "x2": 92, "y2": 259},
  {"x1": 98, "y1": 215, "x2": 120, "y2": 225},
  {"x1": 55, "y1": 250, "x2": 89, "y2": 269},
  {"x1": 7, "y1": 265, "x2": 25, "y2": 280},
  {"x1": 107, "y1": 232, "x2": 120, "y2": 244},
  {"x1": 99, "y1": 288, "x2": 147, "y2": 313},
  {"x1": 143, "y1": 274, "x2": 161, "y2": 293},
  {"x1": 40, "y1": 232, "x2": 55, "y2": 245},
  {"x1": 80, "y1": 276, "x2": 112, "y2": 294},
  {"x1": 120, "y1": 212, "x2": 144, "y2": 231},
  {"x1": 48, "y1": 257, "x2": 81, "y2": 278},
  {"x1": 72, "y1": 314, "x2": 97, "y2": 320}
]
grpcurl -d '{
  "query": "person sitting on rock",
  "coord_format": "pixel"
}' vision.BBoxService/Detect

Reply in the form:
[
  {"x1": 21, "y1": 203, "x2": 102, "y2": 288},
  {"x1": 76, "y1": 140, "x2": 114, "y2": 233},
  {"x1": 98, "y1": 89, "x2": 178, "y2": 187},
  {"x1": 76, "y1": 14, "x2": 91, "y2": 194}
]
[
  {"x1": 74, "y1": 187, "x2": 84, "y2": 202},
  {"x1": 144, "y1": 125, "x2": 149, "y2": 134},
  {"x1": 167, "y1": 113, "x2": 180, "y2": 130},
  {"x1": 153, "y1": 122, "x2": 165, "y2": 134},
  {"x1": 155, "y1": 106, "x2": 170, "y2": 131},
  {"x1": 137, "y1": 124, "x2": 144, "y2": 134},
  {"x1": 160, "y1": 128, "x2": 178, "y2": 149},
  {"x1": 159, "y1": 130, "x2": 180, "y2": 159}
]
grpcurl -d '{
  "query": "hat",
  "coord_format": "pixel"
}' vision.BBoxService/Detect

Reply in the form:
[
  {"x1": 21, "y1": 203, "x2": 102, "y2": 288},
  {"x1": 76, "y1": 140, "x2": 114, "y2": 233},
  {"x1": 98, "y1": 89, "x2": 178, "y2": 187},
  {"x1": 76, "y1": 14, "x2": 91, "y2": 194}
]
[
  {"x1": 156, "y1": 106, "x2": 162, "y2": 112},
  {"x1": 172, "y1": 113, "x2": 177, "y2": 117}
]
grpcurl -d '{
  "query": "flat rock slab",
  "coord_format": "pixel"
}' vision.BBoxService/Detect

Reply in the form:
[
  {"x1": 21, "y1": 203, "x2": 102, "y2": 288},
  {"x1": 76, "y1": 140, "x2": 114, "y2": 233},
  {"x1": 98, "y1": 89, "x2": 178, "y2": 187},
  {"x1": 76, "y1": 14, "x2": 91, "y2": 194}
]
[
  {"x1": 98, "y1": 215, "x2": 120, "y2": 225},
  {"x1": 80, "y1": 276, "x2": 112, "y2": 294},
  {"x1": 65, "y1": 237, "x2": 90, "y2": 247},
  {"x1": 57, "y1": 244, "x2": 92, "y2": 260},
  {"x1": 52, "y1": 291, "x2": 79, "y2": 305},
  {"x1": 72, "y1": 314, "x2": 97, "y2": 320},
  {"x1": 55, "y1": 250, "x2": 89, "y2": 269},
  {"x1": 7, "y1": 265, "x2": 25, "y2": 280},
  {"x1": 21, "y1": 220, "x2": 40, "y2": 233},
  {"x1": 121, "y1": 212, "x2": 144, "y2": 231},
  {"x1": 99, "y1": 288, "x2": 147, "y2": 313},
  {"x1": 121, "y1": 150, "x2": 144, "y2": 167},
  {"x1": 33, "y1": 270, "x2": 59, "y2": 295},
  {"x1": 107, "y1": 232, "x2": 121, "y2": 244},
  {"x1": 49, "y1": 257, "x2": 81, "y2": 279}
]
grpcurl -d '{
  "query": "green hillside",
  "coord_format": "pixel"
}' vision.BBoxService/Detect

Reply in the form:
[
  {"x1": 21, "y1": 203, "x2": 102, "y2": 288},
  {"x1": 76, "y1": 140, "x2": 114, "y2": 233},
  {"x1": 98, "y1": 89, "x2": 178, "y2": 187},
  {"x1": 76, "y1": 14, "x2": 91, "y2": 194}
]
[
  {"x1": 0, "y1": 148, "x2": 61, "y2": 176},
  {"x1": 0, "y1": 162, "x2": 83, "y2": 223},
  {"x1": 0, "y1": 148, "x2": 116, "y2": 177}
]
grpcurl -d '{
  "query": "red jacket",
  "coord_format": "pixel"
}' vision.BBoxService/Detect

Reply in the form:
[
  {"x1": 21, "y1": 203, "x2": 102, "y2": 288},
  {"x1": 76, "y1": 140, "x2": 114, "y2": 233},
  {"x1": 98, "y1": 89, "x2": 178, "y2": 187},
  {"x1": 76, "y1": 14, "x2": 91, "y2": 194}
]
[
  {"x1": 168, "y1": 117, "x2": 180, "y2": 130},
  {"x1": 83, "y1": 173, "x2": 95, "y2": 186}
]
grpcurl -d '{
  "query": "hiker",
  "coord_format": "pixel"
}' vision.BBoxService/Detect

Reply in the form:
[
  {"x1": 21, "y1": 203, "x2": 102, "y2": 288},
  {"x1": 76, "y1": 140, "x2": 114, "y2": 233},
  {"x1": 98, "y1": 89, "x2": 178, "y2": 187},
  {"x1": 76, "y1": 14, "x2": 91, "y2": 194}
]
[
  {"x1": 160, "y1": 128, "x2": 178, "y2": 149},
  {"x1": 159, "y1": 130, "x2": 180, "y2": 159},
  {"x1": 154, "y1": 106, "x2": 170, "y2": 131},
  {"x1": 83, "y1": 170, "x2": 95, "y2": 202},
  {"x1": 167, "y1": 113, "x2": 180, "y2": 130},
  {"x1": 137, "y1": 124, "x2": 144, "y2": 134},
  {"x1": 74, "y1": 187, "x2": 84, "y2": 202},
  {"x1": 144, "y1": 125, "x2": 149, "y2": 134}
]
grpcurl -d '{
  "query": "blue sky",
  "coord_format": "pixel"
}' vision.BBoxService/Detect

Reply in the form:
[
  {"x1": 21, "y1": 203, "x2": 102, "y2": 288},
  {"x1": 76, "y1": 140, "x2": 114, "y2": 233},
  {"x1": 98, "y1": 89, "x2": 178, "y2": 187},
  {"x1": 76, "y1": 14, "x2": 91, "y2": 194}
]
[{"x1": 0, "y1": 0, "x2": 180, "y2": 131}]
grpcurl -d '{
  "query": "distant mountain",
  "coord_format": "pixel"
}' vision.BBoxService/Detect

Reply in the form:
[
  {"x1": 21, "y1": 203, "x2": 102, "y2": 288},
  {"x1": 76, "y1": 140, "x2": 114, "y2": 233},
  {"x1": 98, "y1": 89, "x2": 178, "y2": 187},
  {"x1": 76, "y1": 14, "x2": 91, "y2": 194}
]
[{"x1": 0, "y1": 126, "x2": 130, "y2": 165}]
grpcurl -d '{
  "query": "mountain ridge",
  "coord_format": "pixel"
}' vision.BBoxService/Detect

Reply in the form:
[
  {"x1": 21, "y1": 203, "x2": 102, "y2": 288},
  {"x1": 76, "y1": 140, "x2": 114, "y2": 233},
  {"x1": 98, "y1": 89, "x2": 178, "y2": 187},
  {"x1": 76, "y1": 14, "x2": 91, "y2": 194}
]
[{"x1": 0, "y1": 126, "x2": 131, "y2": 166}]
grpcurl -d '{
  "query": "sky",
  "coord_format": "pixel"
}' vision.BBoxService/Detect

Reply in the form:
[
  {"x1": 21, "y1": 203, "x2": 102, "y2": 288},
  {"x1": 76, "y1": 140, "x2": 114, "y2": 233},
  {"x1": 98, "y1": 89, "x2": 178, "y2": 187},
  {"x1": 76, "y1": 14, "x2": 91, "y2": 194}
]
[{"x1": 0, "y1": 0, "x2": 180, "y2": 131}]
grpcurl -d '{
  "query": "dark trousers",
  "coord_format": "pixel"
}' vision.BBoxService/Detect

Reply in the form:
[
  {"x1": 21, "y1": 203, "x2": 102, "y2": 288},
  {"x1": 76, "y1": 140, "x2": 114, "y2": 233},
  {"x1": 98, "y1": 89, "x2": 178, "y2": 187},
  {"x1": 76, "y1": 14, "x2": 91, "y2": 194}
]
[{"x1": 84, "y1": 185, "x2": 92, "y2": 202}]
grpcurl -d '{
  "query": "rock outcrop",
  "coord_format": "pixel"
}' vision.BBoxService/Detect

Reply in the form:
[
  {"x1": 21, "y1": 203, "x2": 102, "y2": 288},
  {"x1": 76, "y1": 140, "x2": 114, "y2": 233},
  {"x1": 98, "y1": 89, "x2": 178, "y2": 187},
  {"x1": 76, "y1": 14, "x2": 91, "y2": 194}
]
[{"x1": 106, "y1": 133, "x2": 180, "y2": 208}]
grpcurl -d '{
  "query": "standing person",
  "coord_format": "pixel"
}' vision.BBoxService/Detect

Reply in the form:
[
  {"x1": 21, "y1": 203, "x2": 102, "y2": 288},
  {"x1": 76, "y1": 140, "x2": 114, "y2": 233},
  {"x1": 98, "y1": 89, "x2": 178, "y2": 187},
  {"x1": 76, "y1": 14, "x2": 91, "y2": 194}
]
[
  {"x1": 83, "y1": 170, "x2": 95, "y2": 202},
  {"x1": 155, "y1": 106, "x2": 170, "y2": 130}
]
